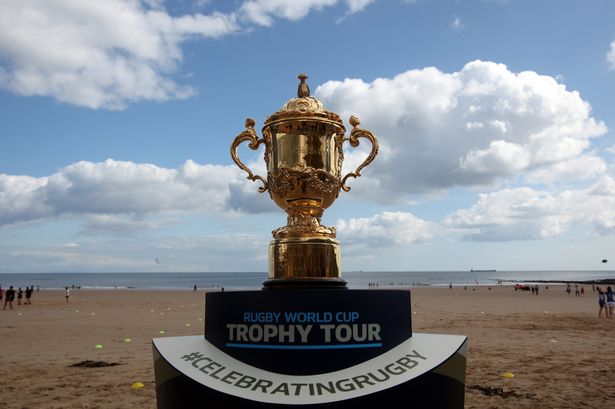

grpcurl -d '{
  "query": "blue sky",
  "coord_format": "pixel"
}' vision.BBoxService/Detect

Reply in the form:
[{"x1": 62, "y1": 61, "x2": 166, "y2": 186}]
[{"x1": 1, "y1": 0, "x2": 615, "y2": 273}]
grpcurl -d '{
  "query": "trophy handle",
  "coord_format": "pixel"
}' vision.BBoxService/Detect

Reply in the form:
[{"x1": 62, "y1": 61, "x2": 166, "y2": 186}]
[
  {"x1": 230, "y1": 118, "x2": 268, "y2": 193},
  {"x1": 341, "y1": 116, "x2": 379, "y2": 192}
]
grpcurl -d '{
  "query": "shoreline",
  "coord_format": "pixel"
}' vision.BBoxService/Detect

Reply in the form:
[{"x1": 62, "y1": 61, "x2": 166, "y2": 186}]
[
  {"x1": 2, "y1": 271, "x2": 614, "y2": 292},
  {"x1": 3, "y1": 278, "x2": 615, "y2": 292},
  {"x1": 523, "y1": 278, "x2": 615, "y2": 285},
  {"x1": 7, "y1": 277, "x2": 615, "y2": 290}
]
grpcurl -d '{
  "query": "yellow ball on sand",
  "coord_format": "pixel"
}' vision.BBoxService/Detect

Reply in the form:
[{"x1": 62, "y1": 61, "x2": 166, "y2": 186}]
[
  {"x1": 94, "y1": 344, "x2": 103, "y2": 349},
  {"x1": 124, "y1": 338, "x2": 132, "y2": 343},
  {"x1": 185, "y1": 323, "x2": 191, "y2": 327},
  {"x1": 131, "y1": 382, "x2": 145, "y2": 389},
  {"x1": 159, "y1": 330, "x2": 165, "y2": 334},
  {"x1": 501, "y1": 371, "x2": 514, "y2": 378}
]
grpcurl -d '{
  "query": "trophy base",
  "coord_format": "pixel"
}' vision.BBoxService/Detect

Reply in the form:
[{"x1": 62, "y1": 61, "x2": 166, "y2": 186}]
[
  {"x1": 152, "y1": 289, "x2": 467, "y2": 408},
  {"x1": 263, "y1": 277, "x2": 347, "y2": 289},
  {"x1": 268, "y1": 237, "x2": 342, "y2": 287}
]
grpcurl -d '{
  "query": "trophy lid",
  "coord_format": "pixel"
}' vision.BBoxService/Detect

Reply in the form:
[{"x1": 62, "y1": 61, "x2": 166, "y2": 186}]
[{"x1": 263, "y1": 74, "x2": 344, "y2": 129}]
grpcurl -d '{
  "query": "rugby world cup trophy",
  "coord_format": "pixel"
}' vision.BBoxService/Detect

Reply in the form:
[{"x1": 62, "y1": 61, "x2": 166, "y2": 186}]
[
  {"x1": 231, "y1": 74, "x2": 377, "y2": 288},
  {"x1": 152, "y1": 75, "x2": 468, "y2": 409}
]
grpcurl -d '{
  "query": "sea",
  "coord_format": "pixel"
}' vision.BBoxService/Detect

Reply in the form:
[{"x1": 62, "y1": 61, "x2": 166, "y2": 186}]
[{"x1": 0, "y1": 270, "x2": 613, "y2": 291}]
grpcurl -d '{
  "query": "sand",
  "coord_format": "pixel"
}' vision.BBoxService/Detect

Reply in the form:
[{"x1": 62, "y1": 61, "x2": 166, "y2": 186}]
[{"x1": 0, "y1": 285, "x2": 613, "y2": 408}]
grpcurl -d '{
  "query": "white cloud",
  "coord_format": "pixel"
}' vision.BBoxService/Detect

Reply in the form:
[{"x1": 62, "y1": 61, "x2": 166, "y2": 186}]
[
  {"x1": 239, "y1": 0, "x2": 336, "y2": 26},
  {"x1": 238, "y1": 0, "x2": 372, "y2": 26},
  {"x1": 345, "y1": 0, "x2": 375, "y2": 14},
  {"x1": 444, "y1": 188, "x2": 564, "y2": 241},
  {"x1": 81, "y1": 214, "x2": 165, "y2": 236},
  {"x1": 0, "y1": 0, "x2": 239, "y2": 109},
  {"x1": 607, "y1": 40, "x2": 615, "y2": 69},
  {"x1": 0, "y1": 0, "x2": 378, "y2": 109},
  {"x1": 527, "y1": 155, "x2": 607, "y2": 184},
  {"x1": 316, "y1": 60, "x2": 607, "y2": 198},
  {"x1": 451, "y1": 16, "x2": 462, "y2": 31},
  {"x1": 444, "y1": 176, "x2": 615, "y2": 241},
  {"x1": 336, "y1": 211, "x2": 436, "y2": 246},
  {"x1": 0, "y1": 158, "x2": 274, "y2": 227},
  {"x1": 460, "y1": 140, "x2": 531, "y2": 176},
  {"x1": 466, "y1": 121, "x2": 484, "y2": 130}
]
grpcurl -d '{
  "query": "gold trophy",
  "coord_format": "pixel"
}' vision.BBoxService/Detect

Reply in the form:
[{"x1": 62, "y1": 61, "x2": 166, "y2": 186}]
[{"x1": 231, "y1": 74, "x2": 378, "y2": 288}]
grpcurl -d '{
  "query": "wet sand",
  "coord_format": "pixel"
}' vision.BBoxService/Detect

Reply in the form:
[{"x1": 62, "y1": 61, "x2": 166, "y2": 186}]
[{"x1": 0, "y1": 286, "x2": 613, "y2": 408}]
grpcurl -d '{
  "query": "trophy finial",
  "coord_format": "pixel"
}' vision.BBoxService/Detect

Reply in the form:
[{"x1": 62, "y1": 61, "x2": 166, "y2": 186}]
[
  {"x1": 297, "y1": 73, "x2": 310, "y2": 98},
  {"x1": 245, "y1": 118, "x2": 256, "y2": 129}
]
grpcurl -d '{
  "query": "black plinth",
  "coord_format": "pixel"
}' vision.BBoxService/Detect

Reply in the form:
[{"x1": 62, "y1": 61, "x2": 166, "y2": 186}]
[
  {"x1": 153, "y1": 289, "x2": 467, "y2": 408},
  {"x1": 204, "y1": 289, "x2": 412, "y2": 374}
]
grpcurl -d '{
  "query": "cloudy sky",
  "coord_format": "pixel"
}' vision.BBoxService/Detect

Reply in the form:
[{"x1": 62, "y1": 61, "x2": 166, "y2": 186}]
[{"x1": 1, "y1": 0, "x2": 615, "y2": 273}]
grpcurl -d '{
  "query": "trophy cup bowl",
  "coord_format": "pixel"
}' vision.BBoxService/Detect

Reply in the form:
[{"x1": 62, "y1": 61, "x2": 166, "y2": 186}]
[{"x1": 231, "y1": 74, "x2": 378, "y2": 288}]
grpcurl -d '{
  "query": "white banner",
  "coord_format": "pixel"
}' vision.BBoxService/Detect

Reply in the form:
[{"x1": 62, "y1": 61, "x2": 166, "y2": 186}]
[{"x1": 153, "y1": 333, "x2": 467, "y2": 405}]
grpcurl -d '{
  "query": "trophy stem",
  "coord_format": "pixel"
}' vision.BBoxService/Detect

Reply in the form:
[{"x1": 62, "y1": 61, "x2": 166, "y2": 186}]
[{"x1": 264, "y1": 236, "x2": 347, "y2": 289}]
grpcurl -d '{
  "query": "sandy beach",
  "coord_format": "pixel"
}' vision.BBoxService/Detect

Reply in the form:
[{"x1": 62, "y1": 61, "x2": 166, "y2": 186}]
[{"x1": 0, "y1": 285, "x2": 613, "y2": 408}]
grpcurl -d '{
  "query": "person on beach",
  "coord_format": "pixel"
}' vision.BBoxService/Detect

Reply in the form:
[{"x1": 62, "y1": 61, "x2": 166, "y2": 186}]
[
  {"x1": 0, "y1": 286, "x2": 4, "y2": 303},
  {"x1": 65, "y1": 287, "x2": 70, "y2": 303},
  {"x1": 25, "y1": 286, "x2": 32, "y2": 305},
  {"x1": 597, "y1": 287, "x2": 608, "y2": 318},
  {"x1": 17, "y1": 287, "x2": 23, "y2": 305},
  {"x1": 606, "y1": 286, "x2": 615, "y2": 318},
  {"x1": 3, "y1": 286, "x2": 15, "y2": 310}
]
